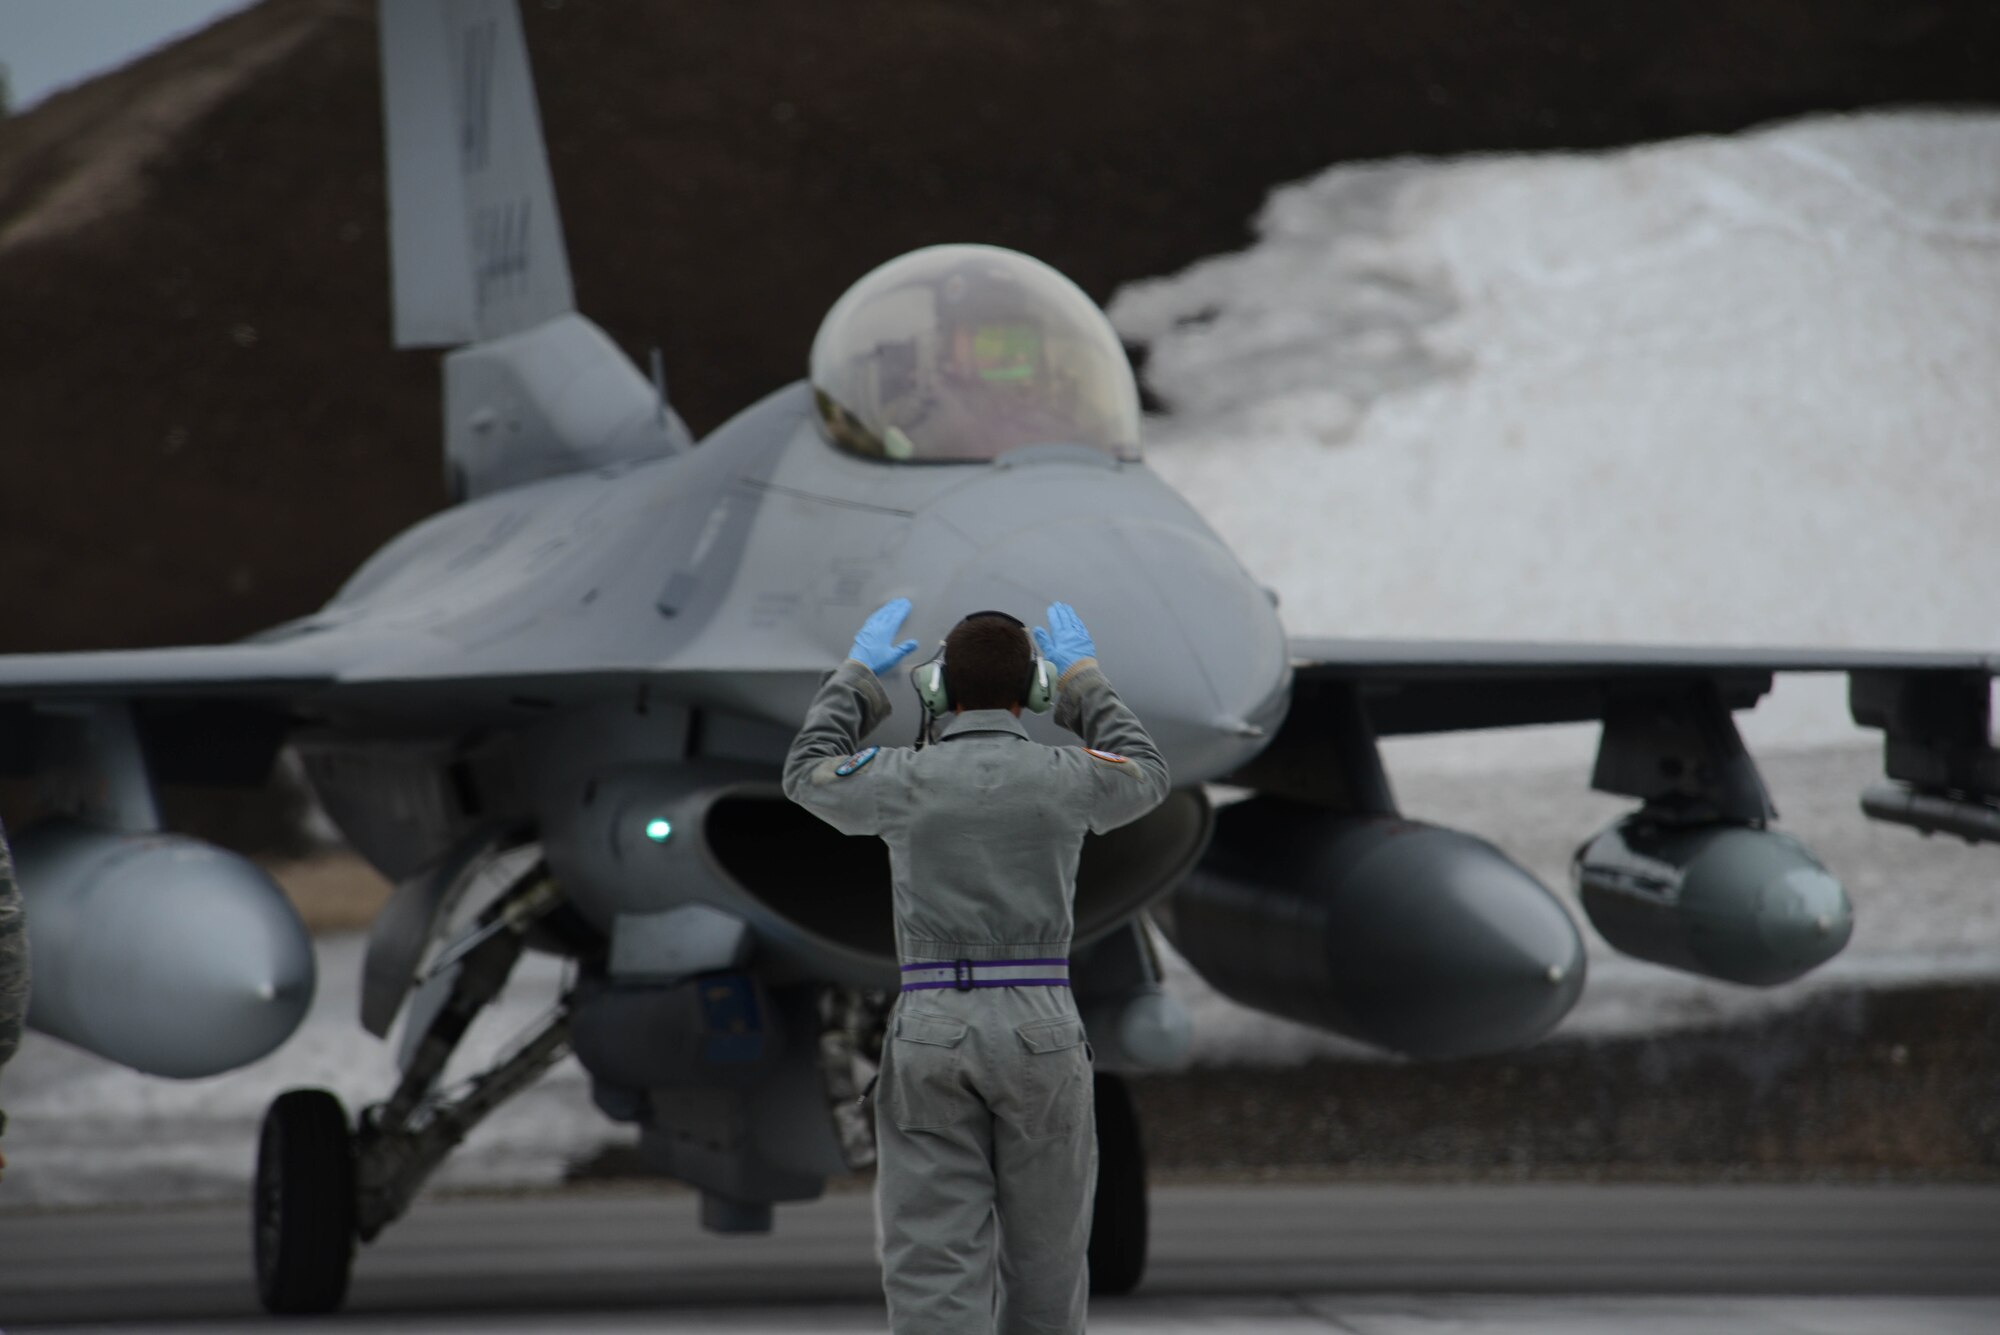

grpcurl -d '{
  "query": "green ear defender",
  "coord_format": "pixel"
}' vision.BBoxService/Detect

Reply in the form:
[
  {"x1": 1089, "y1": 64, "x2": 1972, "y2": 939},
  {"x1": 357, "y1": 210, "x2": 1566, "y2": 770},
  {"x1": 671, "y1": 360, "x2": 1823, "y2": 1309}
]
[
  {"x1": 910, "y1": 611, "x2": 1054, "y2": 719},
  {"x1": 1022, "y1": 653, "x2": 1055, "y2": 714},
  {"x1": 913, "y1": 653, "x2": 953, "y2": 717}
]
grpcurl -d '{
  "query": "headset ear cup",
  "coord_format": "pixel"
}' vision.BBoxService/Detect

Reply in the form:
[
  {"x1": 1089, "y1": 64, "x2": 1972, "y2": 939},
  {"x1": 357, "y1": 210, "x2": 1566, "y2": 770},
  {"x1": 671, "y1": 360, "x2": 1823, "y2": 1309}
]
[
  {"x1": 912, "y1": 653, "x2": 952, "y2": 717},
  {"x1": 1024, "y1": 655, "x2": 1054, "y2": 714}
]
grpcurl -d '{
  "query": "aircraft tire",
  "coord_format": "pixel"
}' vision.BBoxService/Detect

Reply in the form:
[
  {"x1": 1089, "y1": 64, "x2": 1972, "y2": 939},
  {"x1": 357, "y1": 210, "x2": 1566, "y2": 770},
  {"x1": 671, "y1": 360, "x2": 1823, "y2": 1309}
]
[
  {"x1": 253, "y1": 1088, "x2": 357, "y2": 1314},
  {"x1": 1088, "y1": 1070, "x2": 1148, "y2": 1295}
]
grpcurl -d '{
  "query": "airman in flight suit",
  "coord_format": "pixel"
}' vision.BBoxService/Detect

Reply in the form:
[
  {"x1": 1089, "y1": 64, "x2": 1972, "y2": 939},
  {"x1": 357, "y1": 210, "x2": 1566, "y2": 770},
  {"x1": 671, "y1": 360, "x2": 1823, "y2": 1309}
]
[{"x1": 784, "y1": 599, "x2": 1169, "y2": 1334}]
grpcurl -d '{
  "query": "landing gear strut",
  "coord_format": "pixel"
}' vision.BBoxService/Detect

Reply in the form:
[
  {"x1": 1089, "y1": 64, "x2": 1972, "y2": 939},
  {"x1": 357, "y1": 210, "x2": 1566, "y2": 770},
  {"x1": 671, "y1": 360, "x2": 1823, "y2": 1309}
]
[
  {"x1": 1088, "y1": 1070, "x2": 1148, "y2": 1295},
  {"x1": 250, "y1": 863, "x2": 567, "y2": 1315}
]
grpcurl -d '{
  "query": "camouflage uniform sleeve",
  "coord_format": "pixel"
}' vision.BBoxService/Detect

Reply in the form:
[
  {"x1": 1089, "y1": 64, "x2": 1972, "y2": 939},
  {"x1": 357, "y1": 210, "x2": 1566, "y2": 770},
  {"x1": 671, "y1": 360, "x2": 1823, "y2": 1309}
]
[
  {"x1": 782, "y1": 659, "x2": 896, "y2": 836},
  {"x1": 0, "y1": 817, "x2": 29, "y2": 1131},
  {"x1": 1052, "y1": 658, "x2": 1172, "y2": 834}
]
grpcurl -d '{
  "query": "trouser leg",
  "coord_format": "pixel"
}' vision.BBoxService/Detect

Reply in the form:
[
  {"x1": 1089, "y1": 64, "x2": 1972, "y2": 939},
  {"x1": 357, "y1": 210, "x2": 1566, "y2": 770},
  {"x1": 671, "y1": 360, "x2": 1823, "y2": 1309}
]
[
  {"x1": 994, "y1": 1058, "x2": 1095, "y2": 1334},
  {"x1": 876, "y1": 1044, "x2": 998, "y2": 1334}
]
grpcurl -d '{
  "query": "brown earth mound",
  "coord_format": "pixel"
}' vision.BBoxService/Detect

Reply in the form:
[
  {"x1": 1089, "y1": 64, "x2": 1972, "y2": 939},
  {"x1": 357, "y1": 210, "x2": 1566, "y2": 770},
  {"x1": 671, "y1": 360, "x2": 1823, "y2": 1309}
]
[
  {"x1": 571, "y1": 980, "x2": 2000, "y2": 1181},
  {"x1": 2, "y1": 0, "x2": 1996, "y2": 659},
  {"x1": 1132, "y1": 982, "x2": 2000, "y2": 1181}
]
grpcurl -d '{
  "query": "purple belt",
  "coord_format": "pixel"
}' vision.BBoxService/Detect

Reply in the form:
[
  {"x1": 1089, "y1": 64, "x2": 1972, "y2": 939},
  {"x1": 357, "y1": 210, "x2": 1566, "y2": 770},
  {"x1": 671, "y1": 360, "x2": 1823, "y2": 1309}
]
[{"x1": 900, "y1": 958, "x2": 1071, "y2": 992}]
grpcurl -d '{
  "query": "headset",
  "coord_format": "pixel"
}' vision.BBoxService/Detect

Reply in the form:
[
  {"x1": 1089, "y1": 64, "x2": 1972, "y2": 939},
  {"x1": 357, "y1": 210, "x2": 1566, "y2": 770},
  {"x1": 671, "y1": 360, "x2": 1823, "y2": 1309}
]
[{"x1": 909, "y1": 610, "x2": 1054, "y2": 743}]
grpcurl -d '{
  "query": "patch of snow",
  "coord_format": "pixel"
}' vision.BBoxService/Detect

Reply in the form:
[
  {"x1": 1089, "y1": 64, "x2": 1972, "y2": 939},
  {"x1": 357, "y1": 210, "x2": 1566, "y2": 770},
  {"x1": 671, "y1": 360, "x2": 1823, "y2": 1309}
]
[
  {"x1": 1115, "y1": 110, "x2": 2000, "y2": 766},
  {"x1": 2, "y1": 935, "x2": 617, "y2": 1207}
]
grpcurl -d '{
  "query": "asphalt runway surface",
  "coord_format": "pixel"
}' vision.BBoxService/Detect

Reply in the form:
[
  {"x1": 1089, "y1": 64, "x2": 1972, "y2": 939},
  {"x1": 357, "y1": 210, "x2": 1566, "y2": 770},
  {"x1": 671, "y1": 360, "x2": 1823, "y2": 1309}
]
[{"x1": 6, "y1": 1182, "x2": 2000, "y2": 1332}]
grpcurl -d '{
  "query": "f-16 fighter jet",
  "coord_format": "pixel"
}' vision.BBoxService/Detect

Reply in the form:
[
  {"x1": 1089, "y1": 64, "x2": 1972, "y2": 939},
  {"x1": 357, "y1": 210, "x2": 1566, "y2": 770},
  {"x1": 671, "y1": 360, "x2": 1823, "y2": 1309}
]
[{"x1": 2, "y1": 0, "x2": 1995, "y2": 1314}]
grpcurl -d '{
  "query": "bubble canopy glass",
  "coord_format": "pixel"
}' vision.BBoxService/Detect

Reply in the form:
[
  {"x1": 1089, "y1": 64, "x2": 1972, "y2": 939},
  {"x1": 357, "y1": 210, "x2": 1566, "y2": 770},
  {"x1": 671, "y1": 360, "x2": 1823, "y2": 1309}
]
[{"x1": 809, "y1": 245, "x2": 1142, "y2": 464}]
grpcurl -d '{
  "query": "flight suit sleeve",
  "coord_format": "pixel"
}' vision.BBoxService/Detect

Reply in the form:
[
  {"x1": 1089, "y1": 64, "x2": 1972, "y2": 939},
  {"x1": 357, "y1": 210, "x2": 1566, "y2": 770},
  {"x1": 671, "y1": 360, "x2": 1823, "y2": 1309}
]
[
  {"x1": 782, "y1": 658, "x2": 897, "y2": 836},
  {"x1": 1052, "y1": 658, "x2": 1171, "y2": 834},
  {"x1": 0, "y1": 819, "x2": 28, "y2": 1137}
]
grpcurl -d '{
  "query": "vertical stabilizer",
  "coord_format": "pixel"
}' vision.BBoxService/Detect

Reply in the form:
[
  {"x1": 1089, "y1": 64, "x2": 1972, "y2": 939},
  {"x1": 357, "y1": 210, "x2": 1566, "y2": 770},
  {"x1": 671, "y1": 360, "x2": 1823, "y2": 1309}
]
[
  {"x1": 378, "y1": 0, "x2": 690, "y2": 498},
  {"x1": 379, "y1": 0, "x2": 575, "y2": 347}
]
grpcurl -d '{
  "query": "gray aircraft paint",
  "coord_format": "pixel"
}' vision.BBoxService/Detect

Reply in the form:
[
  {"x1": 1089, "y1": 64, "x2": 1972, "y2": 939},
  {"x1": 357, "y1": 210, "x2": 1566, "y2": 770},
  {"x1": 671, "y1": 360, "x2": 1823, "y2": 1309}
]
[
  {"x1": 379, "y1": 0, "x2": 573, "y2": 347},
  {"x1": 14, "y1": 822, "x2": 313, "y2": 1078}
]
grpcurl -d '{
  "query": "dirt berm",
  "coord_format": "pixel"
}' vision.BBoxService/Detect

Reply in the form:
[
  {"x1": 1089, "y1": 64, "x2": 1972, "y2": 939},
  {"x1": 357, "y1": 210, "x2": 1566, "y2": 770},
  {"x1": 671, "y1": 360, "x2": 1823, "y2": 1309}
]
[
  {"x1": 570, "y1": 980, "x2": 2000, "y2": 1183},
  {"x1": 1132, "y1": 982, "x2": 2000, "y2": 1182}
]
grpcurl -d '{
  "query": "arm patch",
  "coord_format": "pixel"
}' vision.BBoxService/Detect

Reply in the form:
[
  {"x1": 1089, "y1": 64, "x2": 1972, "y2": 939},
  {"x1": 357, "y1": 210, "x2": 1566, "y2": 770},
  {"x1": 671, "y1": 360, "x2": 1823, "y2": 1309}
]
[{"x1": 834, "y1": 746, "x2": 881, "y2": 777}]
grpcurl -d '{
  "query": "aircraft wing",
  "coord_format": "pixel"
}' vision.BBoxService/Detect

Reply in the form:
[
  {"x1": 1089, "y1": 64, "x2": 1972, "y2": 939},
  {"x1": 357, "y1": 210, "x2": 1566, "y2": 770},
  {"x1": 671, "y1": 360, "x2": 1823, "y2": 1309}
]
[
  {"x1": 0, "y1": 637, "x2": 835, "y2": 743},
  {"x1": 0, "y1": 640, "x2": 352, "y2": 792},
  {"x1": 1234, "y1": 636, "x2": 2000, "y2": 843},
  {"x1": 1282, "y1": 636, "x2": 2000, "y2": 736},
  {"x1": 0, "y1": 642, "x2": 340, "y2": 701}
]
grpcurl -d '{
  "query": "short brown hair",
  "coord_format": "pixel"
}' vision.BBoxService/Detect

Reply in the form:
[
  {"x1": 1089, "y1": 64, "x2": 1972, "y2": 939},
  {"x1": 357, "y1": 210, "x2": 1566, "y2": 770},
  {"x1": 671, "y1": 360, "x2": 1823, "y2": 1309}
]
[{"x1": 943, "y1": 615, "x2": 1034, "y2": 710}]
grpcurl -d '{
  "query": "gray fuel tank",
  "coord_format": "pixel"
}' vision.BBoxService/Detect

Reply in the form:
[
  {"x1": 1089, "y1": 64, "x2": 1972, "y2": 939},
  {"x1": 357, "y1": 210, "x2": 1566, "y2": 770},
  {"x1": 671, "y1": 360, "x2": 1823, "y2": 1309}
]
[
  {"x1": 1167, "y1": 799, "x2": 1585, "y2": 1059},
  {"x1": 16, "y1": 821, "x2": 315, "y2": 1077}
]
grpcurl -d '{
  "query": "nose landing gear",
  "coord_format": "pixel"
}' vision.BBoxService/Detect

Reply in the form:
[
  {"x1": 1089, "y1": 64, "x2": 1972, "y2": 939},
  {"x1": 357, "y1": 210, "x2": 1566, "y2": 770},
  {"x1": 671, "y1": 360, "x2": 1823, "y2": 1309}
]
[
  {"x1": 250, "y1": 862, "x2": 568, "y2": 1314},
  {"x1": 253, "y1": 1088, "x2": 357, "y2": 1314}
]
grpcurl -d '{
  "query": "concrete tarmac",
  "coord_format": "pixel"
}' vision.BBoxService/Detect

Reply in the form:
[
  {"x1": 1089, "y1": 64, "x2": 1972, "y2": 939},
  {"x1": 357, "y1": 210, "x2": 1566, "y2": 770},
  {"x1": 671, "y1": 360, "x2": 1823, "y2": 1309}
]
[{"x1": 6, "y1": 1181, "x2": 2000, "y2": 1332}]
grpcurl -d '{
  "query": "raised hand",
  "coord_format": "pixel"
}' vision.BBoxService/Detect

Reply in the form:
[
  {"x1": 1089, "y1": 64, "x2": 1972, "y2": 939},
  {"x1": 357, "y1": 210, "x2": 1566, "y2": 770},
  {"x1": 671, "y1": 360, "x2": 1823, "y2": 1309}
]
[
  {"x1": 1032, "y1": 601, "x2": 1097, "y2": 675},
  {"x1": 849, "y1": 597, "x2": 920, "y2": 675}
]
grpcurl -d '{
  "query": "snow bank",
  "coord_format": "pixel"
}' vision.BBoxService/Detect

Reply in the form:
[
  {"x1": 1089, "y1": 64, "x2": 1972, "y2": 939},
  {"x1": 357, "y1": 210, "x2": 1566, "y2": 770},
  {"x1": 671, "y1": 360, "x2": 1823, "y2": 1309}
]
[{"x1": 1114, "y1": 109, "x2": 2000, "y2": 771}]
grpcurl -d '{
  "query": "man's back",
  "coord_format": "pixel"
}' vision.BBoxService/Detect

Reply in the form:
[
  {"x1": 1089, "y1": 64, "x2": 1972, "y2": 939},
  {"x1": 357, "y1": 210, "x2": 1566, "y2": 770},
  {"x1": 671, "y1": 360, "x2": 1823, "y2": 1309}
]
[
  {"x1": 782, "y1": 607, "x2": 1166, "y2": 964},
  {"x1": 783, "y1": 600, "x2": 1168, "y2": 1334}
]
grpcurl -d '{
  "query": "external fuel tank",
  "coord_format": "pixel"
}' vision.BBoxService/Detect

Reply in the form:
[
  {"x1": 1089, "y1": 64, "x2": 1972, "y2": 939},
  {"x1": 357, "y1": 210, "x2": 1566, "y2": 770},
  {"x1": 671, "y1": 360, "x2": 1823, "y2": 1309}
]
[
  {"x1": 15, "y1": 822, "x2": 315, "y2": 1078},
  {"x1": 1165, "y1": 798, "x2": 1585, "y2": 1060}
]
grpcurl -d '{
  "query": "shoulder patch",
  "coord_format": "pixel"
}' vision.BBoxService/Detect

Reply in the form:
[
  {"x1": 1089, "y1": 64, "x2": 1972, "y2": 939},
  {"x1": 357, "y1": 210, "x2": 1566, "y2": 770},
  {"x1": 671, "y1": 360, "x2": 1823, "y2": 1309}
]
[
  {"x1": 1084, "y1": 747, "x2": 1128, "y2": 764},
  {"x1": 834, "y1": 746, "x2": 881, "y2": 777}
]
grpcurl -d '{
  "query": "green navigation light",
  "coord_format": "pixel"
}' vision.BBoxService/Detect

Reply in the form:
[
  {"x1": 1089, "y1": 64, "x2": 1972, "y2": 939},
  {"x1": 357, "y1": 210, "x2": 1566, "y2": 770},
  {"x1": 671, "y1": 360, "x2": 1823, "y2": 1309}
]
[{"x1": 644, "y1": 818, "x2": 673, "y2": 843}]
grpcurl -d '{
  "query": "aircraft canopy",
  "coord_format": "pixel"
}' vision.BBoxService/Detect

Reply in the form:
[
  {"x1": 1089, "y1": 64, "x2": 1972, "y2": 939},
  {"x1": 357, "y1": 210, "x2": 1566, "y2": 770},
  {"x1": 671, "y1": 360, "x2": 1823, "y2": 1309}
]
[{"x1": 809, "y1": 245, "x2": 1142, "y2": 464}]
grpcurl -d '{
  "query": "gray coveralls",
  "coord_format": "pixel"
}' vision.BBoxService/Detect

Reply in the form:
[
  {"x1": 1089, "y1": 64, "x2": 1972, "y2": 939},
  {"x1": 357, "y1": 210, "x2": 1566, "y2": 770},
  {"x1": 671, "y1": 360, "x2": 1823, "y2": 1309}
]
[{"x1": 784, "y1": 656, "x2": 1169, "y2": 1334}]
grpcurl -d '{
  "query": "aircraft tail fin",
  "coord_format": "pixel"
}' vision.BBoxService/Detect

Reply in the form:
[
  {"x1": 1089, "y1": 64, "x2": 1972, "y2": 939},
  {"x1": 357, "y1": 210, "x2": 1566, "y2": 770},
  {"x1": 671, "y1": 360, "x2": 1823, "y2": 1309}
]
[
  {"x1": 378, "y1": 0, "x2": 574, "y2": 348},
  {"x1": 379, "y1": 1, "x2": 691, "y2": 500}
]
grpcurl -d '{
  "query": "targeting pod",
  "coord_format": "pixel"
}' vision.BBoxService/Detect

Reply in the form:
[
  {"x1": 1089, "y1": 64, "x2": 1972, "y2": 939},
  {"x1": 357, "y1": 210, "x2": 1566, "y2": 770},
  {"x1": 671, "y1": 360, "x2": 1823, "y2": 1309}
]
[{"x1": 1573, "y1": 814, "x2": 1853, "y2": 986}]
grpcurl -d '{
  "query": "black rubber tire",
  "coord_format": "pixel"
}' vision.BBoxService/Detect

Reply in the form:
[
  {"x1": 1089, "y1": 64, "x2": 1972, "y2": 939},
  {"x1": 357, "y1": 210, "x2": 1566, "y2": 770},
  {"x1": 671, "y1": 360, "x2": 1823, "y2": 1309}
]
[
  {"x1": 253, "y1": 1088, "x2": 358, "y2": 1315},
  {"x1": 1088, "y1": 1070, "x2": 1148, "y2": 1295}
]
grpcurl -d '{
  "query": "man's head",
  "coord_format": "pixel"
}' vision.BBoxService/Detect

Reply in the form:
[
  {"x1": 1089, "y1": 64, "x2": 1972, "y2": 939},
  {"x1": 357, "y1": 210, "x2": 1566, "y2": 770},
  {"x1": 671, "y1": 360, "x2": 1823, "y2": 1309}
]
[{"x1": 943, "y1": 613, "x2": 1035, "y2": 712}]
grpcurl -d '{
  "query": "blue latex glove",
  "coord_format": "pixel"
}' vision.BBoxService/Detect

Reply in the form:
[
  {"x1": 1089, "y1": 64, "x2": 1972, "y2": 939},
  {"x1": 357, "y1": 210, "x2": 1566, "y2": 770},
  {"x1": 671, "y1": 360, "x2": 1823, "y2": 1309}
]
[
  {"x1": 849, "y1": 597, "x2": 920, "y2": 675},
  {"x1": 1032, "y1": 601, "x2": 1097, "y2": 675}
]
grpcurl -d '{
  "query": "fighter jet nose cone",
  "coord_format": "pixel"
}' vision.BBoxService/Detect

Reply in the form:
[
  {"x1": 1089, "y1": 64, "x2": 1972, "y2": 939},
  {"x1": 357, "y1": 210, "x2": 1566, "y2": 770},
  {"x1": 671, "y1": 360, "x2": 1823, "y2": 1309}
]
[{"x1": 939, "y1": 502, "x2": 1289, "y2": 781}]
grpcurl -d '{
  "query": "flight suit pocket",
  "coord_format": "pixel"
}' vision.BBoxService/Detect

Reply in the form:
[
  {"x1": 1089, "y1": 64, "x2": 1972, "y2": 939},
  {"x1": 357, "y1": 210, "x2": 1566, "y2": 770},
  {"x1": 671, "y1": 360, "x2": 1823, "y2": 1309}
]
[
  {"x1": 883, "y1": 1012, "x2": 969, "y2": 1132},
  {"x1": 1014, "y1": 1015, "x2": 1090, "y2": 1140}
]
